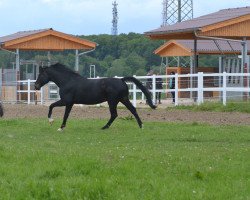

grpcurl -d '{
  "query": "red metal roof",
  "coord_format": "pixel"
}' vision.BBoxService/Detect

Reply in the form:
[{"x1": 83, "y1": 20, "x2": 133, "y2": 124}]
[
  {"x1": 155, "y1": 39, "x2": 250, "y2": 56},
  {"x1": 0, "y1": 28, "x2": 51, "y2": 43},
  {"x1": 146, "y1": 7, "x2": 250, "y2": 35},
  {"x1": 177, "y1": 40, "x2": 248, "y2": 53},
  {"x1": 0, "y1": 28, "x2": 97, "y2": 50}
]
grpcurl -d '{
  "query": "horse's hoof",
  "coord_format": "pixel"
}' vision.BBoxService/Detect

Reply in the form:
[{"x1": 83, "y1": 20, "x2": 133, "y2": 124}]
[
  {"x1": 101, "y1": 125, "x2": 109, "y2": 130},
  {"x1": 140, "y1": 124, "x2": 144, "y2": 129},
  {"x1": 49, "y1": 118, "x2": 54, "y2": 125},
  {"x1": 57, "y1": 128, "x2": 64, "y2": 132}
]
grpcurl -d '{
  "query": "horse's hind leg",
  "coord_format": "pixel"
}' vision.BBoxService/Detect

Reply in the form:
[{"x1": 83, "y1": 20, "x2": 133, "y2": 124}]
[
  {"x1": 58, "y1": 104, "x2": 73, "y2": 131},
  {"x1": 102, "y1": 101, "x2": 118, "y2": 129},
  {"x1": 121, "y1": 98, "x2": 143, "y2": 128}
]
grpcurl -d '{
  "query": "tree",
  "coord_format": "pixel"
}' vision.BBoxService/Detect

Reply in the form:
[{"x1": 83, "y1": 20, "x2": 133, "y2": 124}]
[
  {"x1": 107, "y1": 58, "x2": 132, "y2": 77},
  {"x1": 125, "y1": 52, "x2": 147, "y2": 74}
]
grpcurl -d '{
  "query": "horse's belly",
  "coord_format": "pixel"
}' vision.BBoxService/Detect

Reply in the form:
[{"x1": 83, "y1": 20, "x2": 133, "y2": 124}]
[
  {"x1": 76, "y1": 99, "x2": 106, "y2": 105},
  {"x1": 73, "y1": 92, "x2": 106, "y2": 105}
]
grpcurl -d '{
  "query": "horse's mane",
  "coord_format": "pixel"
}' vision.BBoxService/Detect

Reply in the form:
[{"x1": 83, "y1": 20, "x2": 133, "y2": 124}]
[{"x1": 49, "y1": 63, "x2": 81, "y2": 77}]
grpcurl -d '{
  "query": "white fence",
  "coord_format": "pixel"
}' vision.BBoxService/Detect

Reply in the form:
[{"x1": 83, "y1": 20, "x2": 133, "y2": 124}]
[
  {"x1": 1, "y1": 72, "x2": 250, "y2": 107},
  {"x1": 128, "y1": 72, "x2": 250, "y2": 107}
]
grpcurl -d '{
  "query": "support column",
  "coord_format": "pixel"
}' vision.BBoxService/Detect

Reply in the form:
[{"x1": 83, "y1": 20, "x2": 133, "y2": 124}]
[
  {"x1": 194, "y1": 38, "x2": 198, "y2": 73},
  {"x1": 166, "y1": 57, "x2": 169, "y2": 68},
  {"x1": 242, "y1": 37, "x2": 249, "y2": 100},
  {"x1": 165, "y1": 57, "x2": 169, "y2": 74},
  {"x1": 74, "y1": 48, "x2": 96, "y2": 74},
  {"x1": 177, "y1": 56, "x2": 180, "y2": 67},
  {"x1": 47, "y1": 51, "x2": 51, "y2": 66},
  {"x1": 193, "y1": 38, "x2": 198, "y2": 101},
  {"x1": 219, "y1": 56, "x2": 223, "y2": 102},
  {"x1": 75, "y1": 49, "x2": 79, "y2": 72},
  {"x1": 165, "y1": 57, "x2": 169, "y2": 99},
  {"x1": 190, "y1": 55, "x2": 193, "y2": 99},
  {"x1": 16, "y1": 49, "x2": 20, "y2": 102},
  {"x1": 16, "y1": 49, "x2": 20, "y2": 71}
]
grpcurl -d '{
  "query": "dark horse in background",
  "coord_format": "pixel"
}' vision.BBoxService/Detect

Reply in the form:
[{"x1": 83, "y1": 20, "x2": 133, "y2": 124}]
[
  {"x1": 35, "y1": 63, "x2": 156, "y2": 131},
  {"x1": 0, "y1": 103, "x2": 3, "y2": 117}
]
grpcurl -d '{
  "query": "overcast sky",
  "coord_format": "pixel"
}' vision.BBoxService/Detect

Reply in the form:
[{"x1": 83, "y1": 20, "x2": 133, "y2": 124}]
[{"x1": 0, "y1": 0, "x2": 248, "y2": 36}]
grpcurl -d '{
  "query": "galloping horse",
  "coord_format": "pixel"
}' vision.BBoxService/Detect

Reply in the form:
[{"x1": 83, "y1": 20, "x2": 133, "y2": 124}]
[
  {"x1": 0, "y1": 103, "x2": 3, "y2": 117},
  {"x1": 35, "y1": 63, "x2": 156, "y2": 131}
]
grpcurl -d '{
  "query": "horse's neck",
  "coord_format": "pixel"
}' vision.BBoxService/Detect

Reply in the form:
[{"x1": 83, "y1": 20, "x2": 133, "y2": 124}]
[{"x1": 49, "y1": 70, "x2": 72, "y2": 88}]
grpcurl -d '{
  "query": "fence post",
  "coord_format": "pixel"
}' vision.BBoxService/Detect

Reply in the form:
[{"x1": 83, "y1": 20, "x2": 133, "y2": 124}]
[
  {"x1": 96, "y1": 76, "x2": 100, "y2": 107},
  {"x1": 141, "y1": 93, "x2": 144, "y2": 101},
  {"x1": 27, "y1": 79, "x2": 31, "y2": 105},
  {"x1": 152, "y1": 74, "x2": 156, "y2": 104},
  {"x1": 41, "y1": 87, "x2": 44, "y2": 105},
  {"x1": 197, "y1": 72, "x2": 204, "y2": 105},
  {"x1": 223, "y1": 72, "x2": 227, "y2": 106},
  {"x1": 175, "y1": 73, "x2": 178, "y2": 106},
  {"x1": 133, "y1": 75, "x2": 137, "y2": 107}
]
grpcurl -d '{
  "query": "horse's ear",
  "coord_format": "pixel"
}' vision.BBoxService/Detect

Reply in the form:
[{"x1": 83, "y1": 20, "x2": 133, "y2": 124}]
[
  {"x1": 39, "y1": 66, "x2": 44, "y2": 73},
  {"x1": 39, "y1": 66, "x2": 48, "y2": 73}
]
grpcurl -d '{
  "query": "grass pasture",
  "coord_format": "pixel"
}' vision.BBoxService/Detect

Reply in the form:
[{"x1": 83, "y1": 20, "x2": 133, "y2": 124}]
[
  {"x1": 0, "y1": 118, "x2": 249, "y2": 200},
  {"x1": 173, "y1": 101, "x2": 250, "y2": 113}
]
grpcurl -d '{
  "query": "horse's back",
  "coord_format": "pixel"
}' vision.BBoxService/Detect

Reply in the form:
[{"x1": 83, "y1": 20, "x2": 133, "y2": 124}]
[
  {"x1": 65, "y1": 77, "x2": 128, "y2": 104},
  {"x1": 100, "y1": 77, "x2": 128, "y2": 92},
  {"x1": 87, "y1": 77, "x2": 128, "y2": 95}
]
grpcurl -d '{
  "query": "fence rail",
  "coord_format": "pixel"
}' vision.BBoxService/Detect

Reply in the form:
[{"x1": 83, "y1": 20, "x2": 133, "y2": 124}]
[{"x1": 1, "y1": 72, "x2": 250, "y2": 107}]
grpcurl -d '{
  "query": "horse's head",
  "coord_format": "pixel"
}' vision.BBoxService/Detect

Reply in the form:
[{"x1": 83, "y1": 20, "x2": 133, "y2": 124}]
[{"x1": 35, "y1": 67, "x2": 50, "y2": 90}]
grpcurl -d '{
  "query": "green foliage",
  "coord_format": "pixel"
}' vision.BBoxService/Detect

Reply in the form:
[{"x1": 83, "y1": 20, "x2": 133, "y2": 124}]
[
  {"x1": 0, "y1": 51, "x2": 15, "y2": 68},
  {"x1": 199, "y1": 55, "x2": 219, "y2": 68},
  {"x1": 81, "y1": 33, "x2": 162, "y2": 77},
  {"x1": 173, "y1": 101, "x2": 250, "y2": 113},
  {"x1": 107, "y1": 58, "x2": 132, "y2": 77},
  {"x1": 0, "y1": 118, "x2": 249, "y2": 199}
]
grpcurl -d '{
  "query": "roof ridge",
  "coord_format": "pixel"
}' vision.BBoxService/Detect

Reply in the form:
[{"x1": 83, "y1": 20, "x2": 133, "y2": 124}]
[
  {"x1": 167, "y1": 7, "x2": 250, "y2": 25},
  {"x1": 145, "y1": 6, "x2": 250, "y2": 35},
  {"x1": 219, "y1": 6, "x2": 250, "y2": 11},
  {"x1": 193, "y1": 8, "x2": 250, "y2": 19},
  {"x1": 15, "y1": 28, "x2": 52, "y2": 34}
]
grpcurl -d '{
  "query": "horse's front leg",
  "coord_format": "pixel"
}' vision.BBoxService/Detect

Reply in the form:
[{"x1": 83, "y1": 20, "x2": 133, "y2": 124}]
[
  {"x1": 58, "y1": 104, "x2": 73, "y2": 132},
  {"x1": 48, "y1": 99, "x2": 65, "y2": 125}
]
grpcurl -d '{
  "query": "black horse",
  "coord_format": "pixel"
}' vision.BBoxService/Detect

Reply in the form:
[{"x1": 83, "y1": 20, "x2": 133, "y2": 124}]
[
  {"x1": 0, "y1": 103, "x2": 3, "y2": 117},
  {"x1": 35, "y1": 63, "x2": 156, "y2": 131}
]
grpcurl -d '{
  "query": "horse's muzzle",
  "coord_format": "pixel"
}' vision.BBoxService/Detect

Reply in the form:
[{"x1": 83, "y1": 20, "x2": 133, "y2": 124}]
[{"x1": 34, "y1": 83, "x2": 41, "y2": 90}]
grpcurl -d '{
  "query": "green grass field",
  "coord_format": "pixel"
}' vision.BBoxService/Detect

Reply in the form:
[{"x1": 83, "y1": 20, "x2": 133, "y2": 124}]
[
  {"x1": 172, "y1": 101, "x2": 250, "y2": 113},
  {"x1": 0, "y1": 118, "x2": 249, "y2": 200}
]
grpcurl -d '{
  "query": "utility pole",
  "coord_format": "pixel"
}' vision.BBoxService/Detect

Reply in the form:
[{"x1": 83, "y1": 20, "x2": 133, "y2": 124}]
[
  {"x1": 162, "y1": 0, "x2": 193, "y2": 26},
  {"x1": 111, "y1": 1, "x2": 118, "y2": 36},
  {"x1": 162, "y1": 0, "x2": 194, "y2": 98}
]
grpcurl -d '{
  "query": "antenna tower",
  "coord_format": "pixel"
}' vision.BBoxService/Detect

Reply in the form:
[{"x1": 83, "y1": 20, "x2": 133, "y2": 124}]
[
  {"x1": 162, "y1": 0, "x2": 193, "y2": 26},
  {"x1": 111, "y1": 1, "x2": 118, "y2": 35}
]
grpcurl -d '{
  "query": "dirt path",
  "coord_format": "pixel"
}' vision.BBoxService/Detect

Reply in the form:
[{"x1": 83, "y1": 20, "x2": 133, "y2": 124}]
[{"x1": 1, "y1": 104, "x2": 250, "y2": 126}]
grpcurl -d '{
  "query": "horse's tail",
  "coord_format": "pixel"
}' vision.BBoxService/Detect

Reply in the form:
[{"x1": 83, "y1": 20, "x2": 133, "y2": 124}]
[
  {"x1": 121, "y1": 77, "x2": 157, "y2": 109},
  {"x1": 0, "y1": 103, "x2": 3, "y2": 117}
]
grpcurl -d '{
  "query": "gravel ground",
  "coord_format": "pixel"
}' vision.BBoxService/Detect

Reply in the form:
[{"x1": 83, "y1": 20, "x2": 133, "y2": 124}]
[{"x1": 1, "y1": 104, "x2": 250, "y2": 126}]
